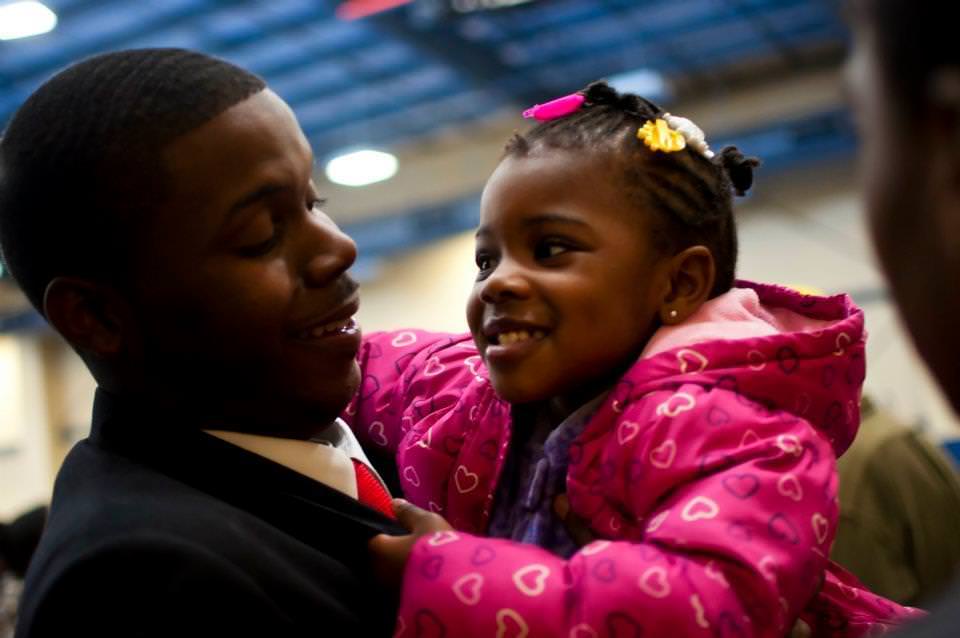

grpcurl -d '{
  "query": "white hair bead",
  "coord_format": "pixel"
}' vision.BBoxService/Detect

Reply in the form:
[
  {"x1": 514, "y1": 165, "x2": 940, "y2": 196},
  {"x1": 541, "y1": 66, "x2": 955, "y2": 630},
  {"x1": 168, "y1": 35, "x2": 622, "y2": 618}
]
[{"x1": 663, "y1": 113, "x2": 714, "y2": 159}]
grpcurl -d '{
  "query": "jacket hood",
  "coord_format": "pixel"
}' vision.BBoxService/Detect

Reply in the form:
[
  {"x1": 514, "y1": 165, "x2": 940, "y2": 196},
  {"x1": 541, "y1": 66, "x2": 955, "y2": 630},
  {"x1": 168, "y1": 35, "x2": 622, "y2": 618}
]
[{"x1": 607, "y1": 280, "x2": 866, "y2": 456}]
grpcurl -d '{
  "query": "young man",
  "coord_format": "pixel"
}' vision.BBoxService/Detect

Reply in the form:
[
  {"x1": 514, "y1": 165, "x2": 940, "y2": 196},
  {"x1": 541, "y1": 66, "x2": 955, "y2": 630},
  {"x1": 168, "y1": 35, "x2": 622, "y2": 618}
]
[
  {"x1": 0, "y1": 49, "x2": 444, "y2": 637},
  {"x1": 847, "y1": 2, "x2": 960, "y2": 636}
]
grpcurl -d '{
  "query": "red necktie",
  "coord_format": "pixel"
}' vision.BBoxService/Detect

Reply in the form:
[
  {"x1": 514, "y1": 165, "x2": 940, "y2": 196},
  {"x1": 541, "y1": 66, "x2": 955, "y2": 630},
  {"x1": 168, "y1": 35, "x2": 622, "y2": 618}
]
[{"x1": 351, "y1": 459, "x2": 396, "y2": 519}]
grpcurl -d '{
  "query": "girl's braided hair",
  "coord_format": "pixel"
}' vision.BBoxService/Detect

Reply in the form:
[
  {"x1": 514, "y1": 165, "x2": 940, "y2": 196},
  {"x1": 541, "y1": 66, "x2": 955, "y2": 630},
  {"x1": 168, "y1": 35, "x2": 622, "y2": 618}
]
[{"x1": 506, "y1": 81, "x2": 759, "y2": 297}]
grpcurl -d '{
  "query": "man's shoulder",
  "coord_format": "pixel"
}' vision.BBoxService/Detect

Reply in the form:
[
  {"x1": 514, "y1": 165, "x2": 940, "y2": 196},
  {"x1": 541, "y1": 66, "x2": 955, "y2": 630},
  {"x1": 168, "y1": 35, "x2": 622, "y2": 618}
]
[
  {"x1": 49, "y1": 437, "x2": 237, "y2": 533},
  {"x1": 41, "y1": 436, "x2": 360, "y2": 561},
  {"x1": 32, "y1": 441, "x2": 251, "y2": 577},
  {"x1": 18, "y1": 438, "x2": 390, "y2": 637}
]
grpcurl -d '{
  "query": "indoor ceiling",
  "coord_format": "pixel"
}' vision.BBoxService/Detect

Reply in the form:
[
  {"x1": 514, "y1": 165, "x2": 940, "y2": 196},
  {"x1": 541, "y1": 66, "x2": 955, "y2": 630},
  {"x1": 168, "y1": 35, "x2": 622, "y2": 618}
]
[{"x1": 1, "y1": 0, "x2": 848, "y2": 159}]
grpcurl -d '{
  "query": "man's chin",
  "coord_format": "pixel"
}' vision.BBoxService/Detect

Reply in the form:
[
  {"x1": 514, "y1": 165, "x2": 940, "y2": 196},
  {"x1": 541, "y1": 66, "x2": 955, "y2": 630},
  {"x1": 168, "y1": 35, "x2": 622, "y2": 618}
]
[{"x1": 292, "y1": 360, "x2": 362, "y2": 426}]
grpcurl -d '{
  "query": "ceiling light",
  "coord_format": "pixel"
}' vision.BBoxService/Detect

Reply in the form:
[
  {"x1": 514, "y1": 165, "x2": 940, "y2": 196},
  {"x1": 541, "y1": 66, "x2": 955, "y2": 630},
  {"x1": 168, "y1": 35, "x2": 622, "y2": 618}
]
[
  {"x1": 325, "y1": 149, "x2": 398, "y2": 187},
  {"x1": 0, "y1": 2, "x2": 57, "y2": 41}
]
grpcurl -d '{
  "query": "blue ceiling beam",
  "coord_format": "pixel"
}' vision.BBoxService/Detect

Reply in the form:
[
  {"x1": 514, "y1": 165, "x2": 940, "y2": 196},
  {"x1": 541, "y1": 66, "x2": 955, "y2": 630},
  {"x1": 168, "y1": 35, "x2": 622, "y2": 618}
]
[
  {"x1": 0, "y1": 0, "x2": 221, "y2": 83},
  {"x1": 467, "y1": 0, "x2": 611, "y2": 40},
  {"x1": 310, "y1": 90, "x2": 501, "y2": 156},
  {"x1": 0, "y1": 3, "x2": 381, "y2": 126},
  {"x1": 508, "y1": 0, "x2": 828, "y2": 69},
  {"x1": 361, "y1": 3, "x2": 550, "y2": 108},
  {"x1": 301, "y1": 75, "x2": 469, "y2": 140}
]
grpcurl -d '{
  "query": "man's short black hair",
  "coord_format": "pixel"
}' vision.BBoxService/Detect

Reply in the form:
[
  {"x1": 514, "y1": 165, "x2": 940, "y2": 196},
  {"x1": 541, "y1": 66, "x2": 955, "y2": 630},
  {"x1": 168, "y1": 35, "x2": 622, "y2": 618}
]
[{"x1": 0, "y1": 48, "x2": 266, "y2": 313}]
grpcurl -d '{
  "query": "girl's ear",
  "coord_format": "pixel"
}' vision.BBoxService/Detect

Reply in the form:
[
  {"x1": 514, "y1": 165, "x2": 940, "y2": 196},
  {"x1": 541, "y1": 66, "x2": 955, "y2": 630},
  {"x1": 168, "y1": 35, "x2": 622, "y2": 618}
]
[{"x1": 658, "y1": 246, "x2": 716, "y2": 325}]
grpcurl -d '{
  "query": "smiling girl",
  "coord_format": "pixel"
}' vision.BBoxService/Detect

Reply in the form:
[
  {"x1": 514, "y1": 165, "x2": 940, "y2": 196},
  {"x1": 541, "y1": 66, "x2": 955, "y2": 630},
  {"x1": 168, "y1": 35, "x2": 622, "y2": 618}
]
[{"x1": 347, "y1": 82, "x2": 920, "y2": 636}]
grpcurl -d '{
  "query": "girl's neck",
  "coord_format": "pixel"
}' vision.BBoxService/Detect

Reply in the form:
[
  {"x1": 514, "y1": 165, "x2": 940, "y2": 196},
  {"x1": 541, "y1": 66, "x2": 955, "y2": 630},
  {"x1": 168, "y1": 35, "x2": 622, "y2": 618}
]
[
  {"x1": 516, "y1": 377, "x2": 616, "y2": 431},
  {"x1": 516, "y1": 338, "x2": 653, "y2": 429},
  {"x1": 552, "y1": 342, "x2": 651, "y2": 421}
]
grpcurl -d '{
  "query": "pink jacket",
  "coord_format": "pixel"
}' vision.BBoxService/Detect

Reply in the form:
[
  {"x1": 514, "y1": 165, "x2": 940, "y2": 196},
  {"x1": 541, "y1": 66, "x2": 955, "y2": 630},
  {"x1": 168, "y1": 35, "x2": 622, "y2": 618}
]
[{"x1": 344, "y1": 282, "x2": 921, "y2": 637}]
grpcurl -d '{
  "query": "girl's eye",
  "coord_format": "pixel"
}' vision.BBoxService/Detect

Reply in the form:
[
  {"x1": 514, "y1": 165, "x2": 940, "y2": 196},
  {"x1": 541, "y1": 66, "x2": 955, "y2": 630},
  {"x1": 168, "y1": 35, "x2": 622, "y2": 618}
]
[
  {"x1": 475, "y1": 253, "x2": 496, "y2": 277},
  {"x1": 476, "y1": 254, "x2": 491, "y2": 271},
  {"x1": 535, "y1": 239, "x2": 570, "y2": 260}
]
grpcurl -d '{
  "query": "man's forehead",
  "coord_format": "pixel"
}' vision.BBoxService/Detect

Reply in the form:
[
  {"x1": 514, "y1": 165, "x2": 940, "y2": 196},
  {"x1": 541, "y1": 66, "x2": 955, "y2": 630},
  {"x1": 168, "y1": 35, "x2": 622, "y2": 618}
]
[{"x1": 160, "y1": 92, "x2": 312, "y2": 207}]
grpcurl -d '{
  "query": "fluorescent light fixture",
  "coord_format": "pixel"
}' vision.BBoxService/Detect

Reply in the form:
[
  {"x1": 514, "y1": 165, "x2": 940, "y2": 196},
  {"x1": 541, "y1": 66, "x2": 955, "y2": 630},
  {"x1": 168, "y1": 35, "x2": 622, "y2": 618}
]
[
  {"x1": 0, "y1": 1, "x2": 57, "y2": 41},
  {"x1": 608, "y1": 68, "x2": 670, "y2": 102},
  {"x1": 325, "y1": 149, "x2": 398, "y2": 187}
]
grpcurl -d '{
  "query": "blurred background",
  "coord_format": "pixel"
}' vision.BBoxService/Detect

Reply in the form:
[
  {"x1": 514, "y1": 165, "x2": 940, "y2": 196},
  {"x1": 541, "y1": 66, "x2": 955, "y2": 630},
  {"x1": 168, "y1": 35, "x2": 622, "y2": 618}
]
[{"x1": 0, "y1": 0, "x2": 958, "y2": 525}]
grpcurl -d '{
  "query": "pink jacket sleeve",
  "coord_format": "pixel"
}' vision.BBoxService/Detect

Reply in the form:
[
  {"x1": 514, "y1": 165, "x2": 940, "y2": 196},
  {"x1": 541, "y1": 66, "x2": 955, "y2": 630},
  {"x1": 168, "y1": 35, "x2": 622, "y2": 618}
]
[
  {"x1": 395, "y1": 384, "x2": 844, "y2": 638},
  {"x1": 342, "y1": 330, "x2": 472, "y2": 455}
]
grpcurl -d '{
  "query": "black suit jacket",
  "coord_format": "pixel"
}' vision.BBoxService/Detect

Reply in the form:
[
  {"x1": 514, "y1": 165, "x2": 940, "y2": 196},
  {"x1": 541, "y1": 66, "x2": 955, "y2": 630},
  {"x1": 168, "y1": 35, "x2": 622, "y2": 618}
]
[{"x1": 16, "y1": 389, "x2": 405, "y2": 637}]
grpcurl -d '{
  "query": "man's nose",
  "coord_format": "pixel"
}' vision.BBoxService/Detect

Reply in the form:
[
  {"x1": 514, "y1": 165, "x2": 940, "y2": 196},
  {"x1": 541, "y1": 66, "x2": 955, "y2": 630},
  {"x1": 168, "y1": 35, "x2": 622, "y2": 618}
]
[{"x1": 301, "y1": 218, "x2": 358, "y2": 288}]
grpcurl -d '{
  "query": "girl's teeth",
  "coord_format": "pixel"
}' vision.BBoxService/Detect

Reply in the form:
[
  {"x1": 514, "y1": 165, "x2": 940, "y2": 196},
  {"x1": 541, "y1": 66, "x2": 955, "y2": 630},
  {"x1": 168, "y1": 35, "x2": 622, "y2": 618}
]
[{"x1": 497, "y1": 330, "x2": 545, "y2": 346}]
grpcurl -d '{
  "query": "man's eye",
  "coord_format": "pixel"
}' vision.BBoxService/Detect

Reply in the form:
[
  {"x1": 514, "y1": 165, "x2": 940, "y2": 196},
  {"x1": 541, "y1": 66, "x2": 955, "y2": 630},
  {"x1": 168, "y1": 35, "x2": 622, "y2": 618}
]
[
  {"x1": 237, "y1": 218, "x2": 283, "y2": 257},
  {"x1": 238, "y1": 233, "x2": 279, "y2": 257},
  {"x1": 308, "y1": 197, "x2": 327, "y2": 212}
]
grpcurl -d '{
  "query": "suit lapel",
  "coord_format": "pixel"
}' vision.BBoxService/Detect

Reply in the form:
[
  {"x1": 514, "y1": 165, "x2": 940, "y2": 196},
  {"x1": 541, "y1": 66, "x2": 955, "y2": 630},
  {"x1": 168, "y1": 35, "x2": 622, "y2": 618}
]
[{"x1": 91, "y1": 390, "x2": 407, "y2": 553}]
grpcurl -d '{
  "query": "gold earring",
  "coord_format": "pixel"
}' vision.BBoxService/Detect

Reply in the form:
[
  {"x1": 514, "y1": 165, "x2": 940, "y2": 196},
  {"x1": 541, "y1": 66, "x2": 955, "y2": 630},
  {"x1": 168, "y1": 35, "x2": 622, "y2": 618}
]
[{"x1": 669, "y1": 310, "x2": 679, "y2": 320}]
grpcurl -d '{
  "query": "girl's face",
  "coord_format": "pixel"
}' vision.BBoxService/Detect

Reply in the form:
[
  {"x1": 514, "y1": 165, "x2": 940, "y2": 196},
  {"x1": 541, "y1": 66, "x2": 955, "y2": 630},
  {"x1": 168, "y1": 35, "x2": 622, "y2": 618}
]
[{"x1": 467, "y1": 150, "x2": 670, "y2": 407}]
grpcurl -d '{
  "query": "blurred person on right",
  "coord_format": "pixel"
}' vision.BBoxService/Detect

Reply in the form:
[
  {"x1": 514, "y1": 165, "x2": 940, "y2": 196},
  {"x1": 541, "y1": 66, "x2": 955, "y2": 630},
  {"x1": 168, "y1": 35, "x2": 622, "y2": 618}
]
[{"x1": 847, "y1": 0, "x2": 960, "y2": 635}]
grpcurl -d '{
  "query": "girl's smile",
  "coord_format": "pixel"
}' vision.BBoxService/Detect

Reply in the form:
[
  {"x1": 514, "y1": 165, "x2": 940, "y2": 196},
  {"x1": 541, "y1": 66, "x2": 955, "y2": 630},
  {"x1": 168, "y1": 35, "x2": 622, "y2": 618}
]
[{"x1": 482, "y1": 318, "x2": 548, "y2": 364}]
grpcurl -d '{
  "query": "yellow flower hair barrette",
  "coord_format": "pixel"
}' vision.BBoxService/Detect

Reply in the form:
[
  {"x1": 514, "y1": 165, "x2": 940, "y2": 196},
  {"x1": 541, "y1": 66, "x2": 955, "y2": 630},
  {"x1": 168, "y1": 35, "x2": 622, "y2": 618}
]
[
  {"x1": 637, "y1": 114, "x2": 715, "y2": 158},
  {"x1": 637, "y1": 118, "x2": 686, "y2": 153}
]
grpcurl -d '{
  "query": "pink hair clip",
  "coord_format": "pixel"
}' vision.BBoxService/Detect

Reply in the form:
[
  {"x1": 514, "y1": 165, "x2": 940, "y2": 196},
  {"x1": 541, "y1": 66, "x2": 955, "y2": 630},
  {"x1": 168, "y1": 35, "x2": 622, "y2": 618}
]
[{"x1": 522, "y1": 93, "x2": 586, "y2": 122}]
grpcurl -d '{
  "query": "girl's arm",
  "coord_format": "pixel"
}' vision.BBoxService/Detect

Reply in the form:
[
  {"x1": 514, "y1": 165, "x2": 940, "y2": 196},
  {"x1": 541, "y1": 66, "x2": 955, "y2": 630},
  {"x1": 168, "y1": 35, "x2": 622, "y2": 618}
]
[{"x1": 341, "y1": 330, "x2": 474, "y2": 455}]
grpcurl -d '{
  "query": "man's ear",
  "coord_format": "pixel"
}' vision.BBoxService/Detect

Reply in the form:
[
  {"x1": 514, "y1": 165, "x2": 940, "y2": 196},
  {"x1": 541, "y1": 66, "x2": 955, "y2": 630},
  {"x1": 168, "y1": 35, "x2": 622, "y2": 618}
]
[
  {"x1": 658, "y1": 245, "x2": 716, "y2": 325},
  {"x1": 43, "y1": 277, "x2": 129, "y2": 358}
]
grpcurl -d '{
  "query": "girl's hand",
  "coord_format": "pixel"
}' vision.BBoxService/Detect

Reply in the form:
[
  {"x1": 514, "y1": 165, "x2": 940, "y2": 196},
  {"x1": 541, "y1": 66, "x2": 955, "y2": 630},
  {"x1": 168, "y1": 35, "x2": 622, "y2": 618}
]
[
  {"x1": 553, "y1": 493, "x2": 596, "y2": 547},
  {"x1": 369, "y1": 498, "x2": 453, "y2": 590},
  {"x1": 788, "y1": 619, "x2": 811, "y2": 638}
]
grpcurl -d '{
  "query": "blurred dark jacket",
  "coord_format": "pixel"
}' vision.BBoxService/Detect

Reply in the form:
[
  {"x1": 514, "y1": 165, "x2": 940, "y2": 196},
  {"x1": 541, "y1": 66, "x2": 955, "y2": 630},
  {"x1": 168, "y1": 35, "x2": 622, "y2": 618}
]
[
  {"x1": 0, "y1": 505, "x2": 47, "y2": 638},
  {"x1": 0, "y1": 506, "x2": 46, "y2": 578}
]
